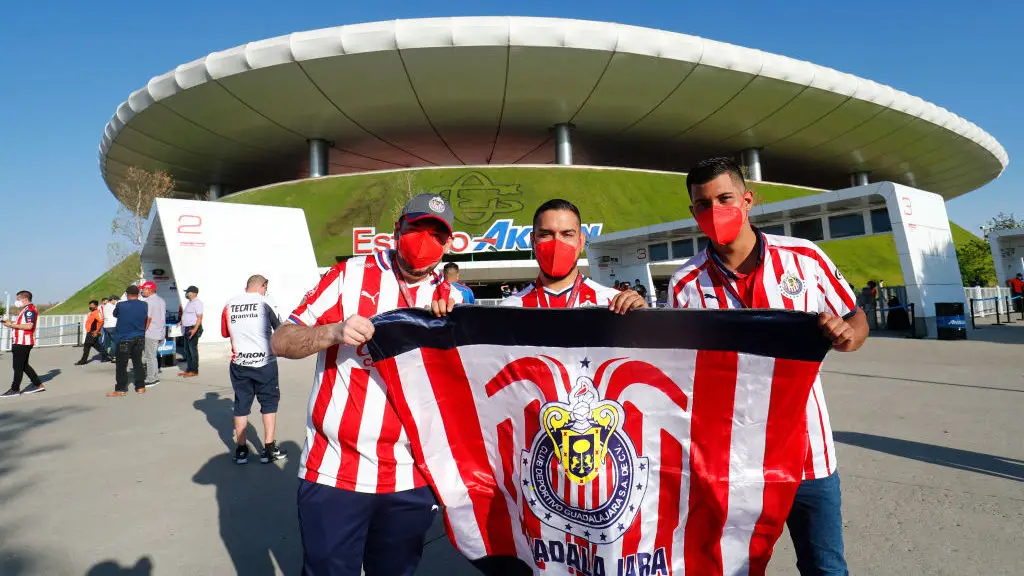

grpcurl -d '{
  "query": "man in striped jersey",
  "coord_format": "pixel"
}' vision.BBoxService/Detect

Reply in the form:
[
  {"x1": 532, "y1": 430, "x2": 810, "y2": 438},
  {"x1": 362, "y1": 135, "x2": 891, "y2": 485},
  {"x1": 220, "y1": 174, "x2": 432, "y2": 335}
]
[
  {"x1": 271, "y1": 193, "x2": 462, "y2": 576},
  {"x1": 501, "y1": 198, "x2": 645, "y2": 313},
  {"x1": 670, "y1": 157, "x2": 868, "y2": 576},
  {"x1": 2, "y1": 291, "x2": 45, "y2": 397}
]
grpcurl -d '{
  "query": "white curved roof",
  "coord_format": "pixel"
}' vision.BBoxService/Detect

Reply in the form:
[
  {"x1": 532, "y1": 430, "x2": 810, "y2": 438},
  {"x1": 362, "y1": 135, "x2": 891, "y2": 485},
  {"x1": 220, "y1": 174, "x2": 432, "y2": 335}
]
[{"x1": 99, "y1": 16, "x2": 1008, "y2": 197}]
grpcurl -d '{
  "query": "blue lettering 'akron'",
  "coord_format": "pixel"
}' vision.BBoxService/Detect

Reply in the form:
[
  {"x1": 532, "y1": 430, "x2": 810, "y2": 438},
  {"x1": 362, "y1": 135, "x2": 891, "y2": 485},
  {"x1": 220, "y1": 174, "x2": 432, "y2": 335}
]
[{"x1": 472, "y1": 219, "x2": 604, "y2": 252}]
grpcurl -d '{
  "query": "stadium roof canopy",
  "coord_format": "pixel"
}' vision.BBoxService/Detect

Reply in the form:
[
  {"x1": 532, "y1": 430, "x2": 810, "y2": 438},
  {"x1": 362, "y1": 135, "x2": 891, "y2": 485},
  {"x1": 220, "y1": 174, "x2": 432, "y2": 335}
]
[{"x1": 99, "y1": 16, "x2": 1008, "y2": 198}]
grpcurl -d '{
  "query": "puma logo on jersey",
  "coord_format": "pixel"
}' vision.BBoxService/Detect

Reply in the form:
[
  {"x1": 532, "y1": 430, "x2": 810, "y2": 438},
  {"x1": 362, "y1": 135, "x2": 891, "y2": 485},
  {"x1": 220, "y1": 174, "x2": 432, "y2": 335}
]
[
  {"x1": 703, "y1": 293, "x2": 718, "y2": 300},
  {"x1": 361, "y1": 291, "x2": 379, "y2": 305}
]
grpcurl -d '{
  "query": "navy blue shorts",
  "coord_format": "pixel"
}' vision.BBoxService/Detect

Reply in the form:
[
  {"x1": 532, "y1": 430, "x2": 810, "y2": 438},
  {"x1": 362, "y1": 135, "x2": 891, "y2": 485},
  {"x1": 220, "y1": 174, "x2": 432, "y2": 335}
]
[
  {"x1": 229, "y1": 363, "x2": 280, "y2": 416},
  {"x1": 297, "y1": 480, "x2": 437, "y2": 576}
]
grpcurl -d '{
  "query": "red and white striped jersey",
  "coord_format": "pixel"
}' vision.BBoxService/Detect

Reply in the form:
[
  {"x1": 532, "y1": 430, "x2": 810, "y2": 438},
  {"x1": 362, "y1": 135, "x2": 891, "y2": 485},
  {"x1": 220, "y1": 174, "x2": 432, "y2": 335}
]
[
  {"x1": 499, "y1": 276, "x2": 619, "y2": 308},
  {"x1": 669, "y1": 232, "x2": 857, "y2": 480},
  {"x1": 289, "y1": 250, "x2": 463, "y2": 494},
  {"x1": 12, "y1": 305, "x2": 38, "y2": 346}
]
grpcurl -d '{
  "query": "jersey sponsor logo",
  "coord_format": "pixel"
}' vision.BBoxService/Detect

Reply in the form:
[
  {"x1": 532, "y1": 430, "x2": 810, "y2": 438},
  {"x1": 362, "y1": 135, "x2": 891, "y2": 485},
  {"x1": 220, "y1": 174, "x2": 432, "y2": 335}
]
[
  {"x1": 360, "y1": 291, "x2": 379, "y2": 305},
  {"x1": 522, "y1": 369, "x2": 648, "y2": 545},
  {"x1": 702, "y1": 292, "x2": 718, "y2": 301},
  {"x1": 779, "y1": 272, "x2": 807, "y2": 299}
]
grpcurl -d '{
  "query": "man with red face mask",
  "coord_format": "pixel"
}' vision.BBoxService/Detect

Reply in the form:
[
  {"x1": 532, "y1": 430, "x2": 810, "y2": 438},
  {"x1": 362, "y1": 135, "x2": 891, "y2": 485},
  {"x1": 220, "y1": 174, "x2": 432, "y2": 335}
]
[
  {"x1": 501, "y1": 198, "x2": 644, "y2": 313},
  {"x1": 670, "y1": 157, "x2": 868, "y2": 576},
  {"x1": 270, "y1": 193, "x2": 460, "y2": 576}
]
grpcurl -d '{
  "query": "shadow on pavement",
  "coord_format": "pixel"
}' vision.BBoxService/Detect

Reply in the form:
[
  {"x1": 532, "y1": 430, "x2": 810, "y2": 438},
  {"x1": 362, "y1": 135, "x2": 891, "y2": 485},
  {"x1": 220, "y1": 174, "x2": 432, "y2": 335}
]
[
  {"x1": 38, "y1": 368, "x2": 61, "y2": 384},
  {"x1": 834, "y1": 431, "x2": 1024, "y2": 482},
  {"x1": 193, "y1": 391, "x2": 261, "y2": 452},
  {"x1": 86, "y1": 556, "x2": 153, "y2": 575},
  {"x1": 192, "y1": 391, "x2": 302, "y2": 575},
  {"x1": 0, "y1": 406, "x2": 79, "y2": 575}
]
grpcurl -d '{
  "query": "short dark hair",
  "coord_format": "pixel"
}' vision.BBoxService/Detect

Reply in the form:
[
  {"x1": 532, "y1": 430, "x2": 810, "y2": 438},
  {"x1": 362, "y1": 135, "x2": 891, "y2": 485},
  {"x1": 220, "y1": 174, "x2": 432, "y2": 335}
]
[
  {"x1": 686, "y1": 157, "x2": 747, "y2": 198},
  {"x1": 443, "y1": 262, "x2": 459, "y2": 275},
  {"x1": 89, "y1": 300, "x2": 99, "y2": 306},
  {"x1": 126, "y1": 285, "x2": 140, "y2": 296},
  {"x1": 16, "y1": 290, "x2": 31, "y2": 302},
  {"x1": 533, "y1": 199, "x2": 582, "y2": 229}
]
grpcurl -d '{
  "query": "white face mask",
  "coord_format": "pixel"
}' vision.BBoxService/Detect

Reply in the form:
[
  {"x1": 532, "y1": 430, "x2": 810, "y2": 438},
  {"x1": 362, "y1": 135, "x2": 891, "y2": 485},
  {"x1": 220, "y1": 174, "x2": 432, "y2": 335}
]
[{"x1": 16, "y1": 300, "x2": 27, "y2": 308}]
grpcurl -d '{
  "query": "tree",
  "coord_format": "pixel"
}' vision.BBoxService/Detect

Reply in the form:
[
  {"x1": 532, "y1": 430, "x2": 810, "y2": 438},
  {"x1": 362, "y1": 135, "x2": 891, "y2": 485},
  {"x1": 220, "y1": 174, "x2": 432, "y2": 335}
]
[
  {"x1": 956, "y1": 236, "x2": 996, "y2": 286},
  {"x1": 108, "y1": 167, "x2": 175, "y2": 285},
  {"x1": 986, "y1": 212, "x2": 1022, "y2": 232}
]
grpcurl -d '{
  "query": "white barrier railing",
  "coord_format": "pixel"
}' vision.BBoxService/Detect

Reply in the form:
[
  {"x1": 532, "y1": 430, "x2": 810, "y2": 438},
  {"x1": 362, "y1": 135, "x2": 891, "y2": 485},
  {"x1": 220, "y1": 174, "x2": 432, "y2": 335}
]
[
  {"x1": 0, "y1": 314, "x2": 87, "y2": 352},
  {"x1": 964, "y1": 287, "x2": 1011, "y2": 317}
]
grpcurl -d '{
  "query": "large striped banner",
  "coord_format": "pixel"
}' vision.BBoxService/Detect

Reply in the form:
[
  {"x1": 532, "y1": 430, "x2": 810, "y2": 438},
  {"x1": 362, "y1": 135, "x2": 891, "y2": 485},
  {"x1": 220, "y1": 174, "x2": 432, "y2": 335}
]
[{"x1": 368, "y1": 307, "x2": 831, "y2": 576}]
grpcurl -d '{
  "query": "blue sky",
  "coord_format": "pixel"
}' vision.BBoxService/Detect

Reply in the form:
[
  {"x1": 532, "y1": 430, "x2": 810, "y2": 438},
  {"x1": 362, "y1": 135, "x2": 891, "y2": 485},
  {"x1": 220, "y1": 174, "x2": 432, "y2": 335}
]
[{"x1": 1, "y1": 0, "x2": 1019, "y2": 303}]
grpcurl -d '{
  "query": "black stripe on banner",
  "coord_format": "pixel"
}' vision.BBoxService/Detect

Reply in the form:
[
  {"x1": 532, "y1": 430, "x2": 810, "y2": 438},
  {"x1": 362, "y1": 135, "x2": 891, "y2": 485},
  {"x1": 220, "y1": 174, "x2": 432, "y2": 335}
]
[{"x1": 367, "y1": 306, "x2": 833, "y2": 363}]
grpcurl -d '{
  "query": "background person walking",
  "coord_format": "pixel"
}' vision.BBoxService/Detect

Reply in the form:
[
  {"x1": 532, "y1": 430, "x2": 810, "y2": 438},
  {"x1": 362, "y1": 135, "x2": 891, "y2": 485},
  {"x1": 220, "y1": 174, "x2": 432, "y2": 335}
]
[
  {"x1": 102, "y1": 295, "x2": 119, "y2": 361},
  {"x1": 221, "y1": 275, "x2": 285, "y2": 465},
  {"x1": 1, "y1": 291, "x2": 44, "y2": 398},
  {"x1": 76, "y1": 300, "x2": 109, "y2": 365},
  {"x1": 108, "y1": 285, "x2": 148, "y2": 397},
  {"x1": 140, "y1": 281, "x2": 166, "y2": 387},
  {"x1": 180, "y1": 286, "x2": 204, "y2": 377}
]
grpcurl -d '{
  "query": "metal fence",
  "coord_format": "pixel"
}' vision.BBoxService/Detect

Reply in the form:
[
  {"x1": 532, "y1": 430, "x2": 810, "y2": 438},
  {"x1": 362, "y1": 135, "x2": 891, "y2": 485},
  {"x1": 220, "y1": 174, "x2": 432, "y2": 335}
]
[
  {"x1": 964, "y1": 287, "x2": 1011, "y2": 317},
  {"x1": 0, "y1": 314, "x2": 87, "y2": 352}
]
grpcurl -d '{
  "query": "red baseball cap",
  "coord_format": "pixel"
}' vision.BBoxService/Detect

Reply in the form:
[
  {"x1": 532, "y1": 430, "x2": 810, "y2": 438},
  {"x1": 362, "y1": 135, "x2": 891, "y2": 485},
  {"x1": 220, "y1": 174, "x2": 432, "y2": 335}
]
[{"x1": 140, "y1": 281, "x2": 157, "y2": 291}]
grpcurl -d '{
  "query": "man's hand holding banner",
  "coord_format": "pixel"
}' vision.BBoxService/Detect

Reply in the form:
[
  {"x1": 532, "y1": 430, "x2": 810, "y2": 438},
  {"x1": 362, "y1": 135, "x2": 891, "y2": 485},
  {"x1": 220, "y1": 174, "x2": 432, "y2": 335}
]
[{"x1": 368, "y1": 307, "x2": 831, "y2": 576}]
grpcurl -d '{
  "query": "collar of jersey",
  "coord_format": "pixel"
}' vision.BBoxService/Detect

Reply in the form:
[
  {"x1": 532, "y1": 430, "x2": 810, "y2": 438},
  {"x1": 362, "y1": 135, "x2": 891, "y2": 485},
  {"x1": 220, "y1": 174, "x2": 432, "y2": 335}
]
[
  {"x1": 539, "y1": 275, "x2": 587, "y2": 297},
  {"x1": 706, "y1": 229, "x2": 765, "y2": 281},
  {"x1": 378, "y1": 250, "x2": 442, "y2": 286}
]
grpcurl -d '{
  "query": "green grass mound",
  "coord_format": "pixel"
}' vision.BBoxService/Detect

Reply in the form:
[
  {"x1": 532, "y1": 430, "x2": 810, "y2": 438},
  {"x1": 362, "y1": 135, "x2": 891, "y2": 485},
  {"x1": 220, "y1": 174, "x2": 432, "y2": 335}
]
[
  {"x1": 224, "y1": 166, "x2": 822, "y2": 266},
  {"x1": 46, "y1": 254, "x2": 139, "y2": 315}
]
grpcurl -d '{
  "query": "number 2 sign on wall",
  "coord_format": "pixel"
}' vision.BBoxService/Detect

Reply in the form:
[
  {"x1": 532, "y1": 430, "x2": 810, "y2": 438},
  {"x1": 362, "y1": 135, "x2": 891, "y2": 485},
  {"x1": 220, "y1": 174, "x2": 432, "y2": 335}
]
[
  {"x1": 177, "y1": 215, "x2": 202, "y2": 234},
  {"x1": 901, "y1": 196, "x2": 913, "y2": 216},
  {"x1": 177, "y1": 215, "x2": 205, "y2": 247}
]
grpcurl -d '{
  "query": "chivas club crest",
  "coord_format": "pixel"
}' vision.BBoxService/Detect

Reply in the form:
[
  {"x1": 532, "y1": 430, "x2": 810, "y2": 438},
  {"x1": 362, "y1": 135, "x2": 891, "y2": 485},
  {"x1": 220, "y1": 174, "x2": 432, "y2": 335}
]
[
  {"x1": 522, "y1": 373, "x2": 649, "y2": 544},
  {"x1": 779, "y1": 271, "x2": 806, "y2": 299}
]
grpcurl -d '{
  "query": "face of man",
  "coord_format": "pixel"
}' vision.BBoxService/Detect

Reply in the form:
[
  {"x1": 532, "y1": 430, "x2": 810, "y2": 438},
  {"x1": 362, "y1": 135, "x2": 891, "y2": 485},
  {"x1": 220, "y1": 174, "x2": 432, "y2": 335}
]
[
  {"x1": 89, "y1": 304, "x2": 97, "y2": 311},
  {"x1": 186, "y1": 292, "x2": 196, "y2": 301},
  {"x1": 445, "y1": 269, "x2": 460, "y2": 283},
  {"x1": 395, "y1": 218, "x2": 453, "y2": 276},
  {"x1": 141, "y1": 288, "x2": 153, "y2": 298},
  {"x1": 688, "y1": 173, "x2": 754, "y2": 218},
  {"x1": 532, "y1": 209, "x2": 584, "y2": 257}
]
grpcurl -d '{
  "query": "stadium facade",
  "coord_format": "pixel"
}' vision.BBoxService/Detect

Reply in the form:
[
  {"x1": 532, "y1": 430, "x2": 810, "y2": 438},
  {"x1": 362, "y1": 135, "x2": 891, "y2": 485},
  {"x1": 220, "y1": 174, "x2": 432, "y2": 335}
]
[{"x1": 102, "y1": 17, "x2": 1008, "y2": 337}]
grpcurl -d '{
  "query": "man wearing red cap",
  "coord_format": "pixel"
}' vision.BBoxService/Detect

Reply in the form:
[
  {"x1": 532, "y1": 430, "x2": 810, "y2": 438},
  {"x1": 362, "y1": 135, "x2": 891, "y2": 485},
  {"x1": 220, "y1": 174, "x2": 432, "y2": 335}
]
[
  {"x1": 140, "y1": 281, "x2": 167, "y2": 388},
  {"x1": 272, "y1": 193, "x2": 460, "y2": 576}
]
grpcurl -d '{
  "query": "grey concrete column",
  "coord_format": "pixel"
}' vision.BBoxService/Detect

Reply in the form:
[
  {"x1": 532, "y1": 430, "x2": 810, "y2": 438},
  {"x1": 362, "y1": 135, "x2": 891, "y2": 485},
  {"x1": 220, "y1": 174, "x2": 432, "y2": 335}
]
[
  {"x1": 740, "y1": 148, "x2": 762, "y2": 181},
  {"x1": 554, "y1": 123, "x2": 574, "y2": 166},
  {"x1": 207, "y1": 184, "x2": 224, "y2": 201},
  {"x1": 850, "y1": 171, "x2": 870, "y2": 187},
  {"x1": 309, "y1": 139, "x2": 329, "y2": 178}
]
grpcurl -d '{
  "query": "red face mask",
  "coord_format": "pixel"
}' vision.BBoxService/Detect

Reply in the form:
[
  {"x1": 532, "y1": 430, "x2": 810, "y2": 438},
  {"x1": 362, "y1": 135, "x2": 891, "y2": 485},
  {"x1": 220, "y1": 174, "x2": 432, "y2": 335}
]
[
  {"x1": 695, "y1": 203, "x2": 747, "y2": 246},
  {"x1": 535, "y1": 238, "x2": 579, "y2": 279},
  {"x1": 398, "y1": 230, "x2": 445, "y2": 270}
]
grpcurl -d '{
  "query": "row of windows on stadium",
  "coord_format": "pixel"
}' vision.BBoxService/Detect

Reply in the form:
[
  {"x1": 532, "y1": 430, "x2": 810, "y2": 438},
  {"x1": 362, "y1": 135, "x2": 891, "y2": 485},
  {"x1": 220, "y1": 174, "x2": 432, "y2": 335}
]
[{"x1": 646, "y1": 207, "x2": 892, "y2": 262}]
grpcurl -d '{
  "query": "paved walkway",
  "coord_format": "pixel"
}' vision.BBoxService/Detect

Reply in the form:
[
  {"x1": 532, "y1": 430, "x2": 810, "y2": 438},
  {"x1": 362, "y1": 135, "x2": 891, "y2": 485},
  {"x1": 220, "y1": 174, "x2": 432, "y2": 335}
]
[{"x1": 0, "y1": 325, "x2": 1021, "y2": 575}]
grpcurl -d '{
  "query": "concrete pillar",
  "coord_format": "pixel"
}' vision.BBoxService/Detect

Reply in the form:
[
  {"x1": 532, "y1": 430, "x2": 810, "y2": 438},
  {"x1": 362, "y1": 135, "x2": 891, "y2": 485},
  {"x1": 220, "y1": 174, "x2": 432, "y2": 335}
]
[
  {"x1": 850, "y1": 171, "x2": 870, "y2": 187},
  {"x1": 309, "y1": 139, "x2": 329, "y2": 178},
  {"x1": 207, "y1": 184, "x2": 224, "y2": 201},
  {"x1": 740, "y1": 148, "x2": 762, "y2": 181},
  {"x1": 554, "y1": 123, "x2": 574, "y2": 166}
]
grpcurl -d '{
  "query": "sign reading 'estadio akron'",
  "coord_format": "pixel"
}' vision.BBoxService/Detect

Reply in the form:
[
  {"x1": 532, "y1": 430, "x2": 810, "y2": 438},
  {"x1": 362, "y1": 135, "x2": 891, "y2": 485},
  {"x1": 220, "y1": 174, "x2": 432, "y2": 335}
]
[{"x1": 352, "y1": 220, "x2": 604, "y2": 256}]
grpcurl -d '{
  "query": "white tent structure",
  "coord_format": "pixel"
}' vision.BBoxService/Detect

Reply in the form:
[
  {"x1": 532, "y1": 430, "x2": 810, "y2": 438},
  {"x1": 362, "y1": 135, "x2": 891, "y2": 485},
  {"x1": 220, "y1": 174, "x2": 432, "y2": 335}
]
[
  {"x1": 140, "y1": 198, "x2": 321, "y2": 346},
  {"x1": 989, "y1": 227, "x2": 1024, "y2": 286}
]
